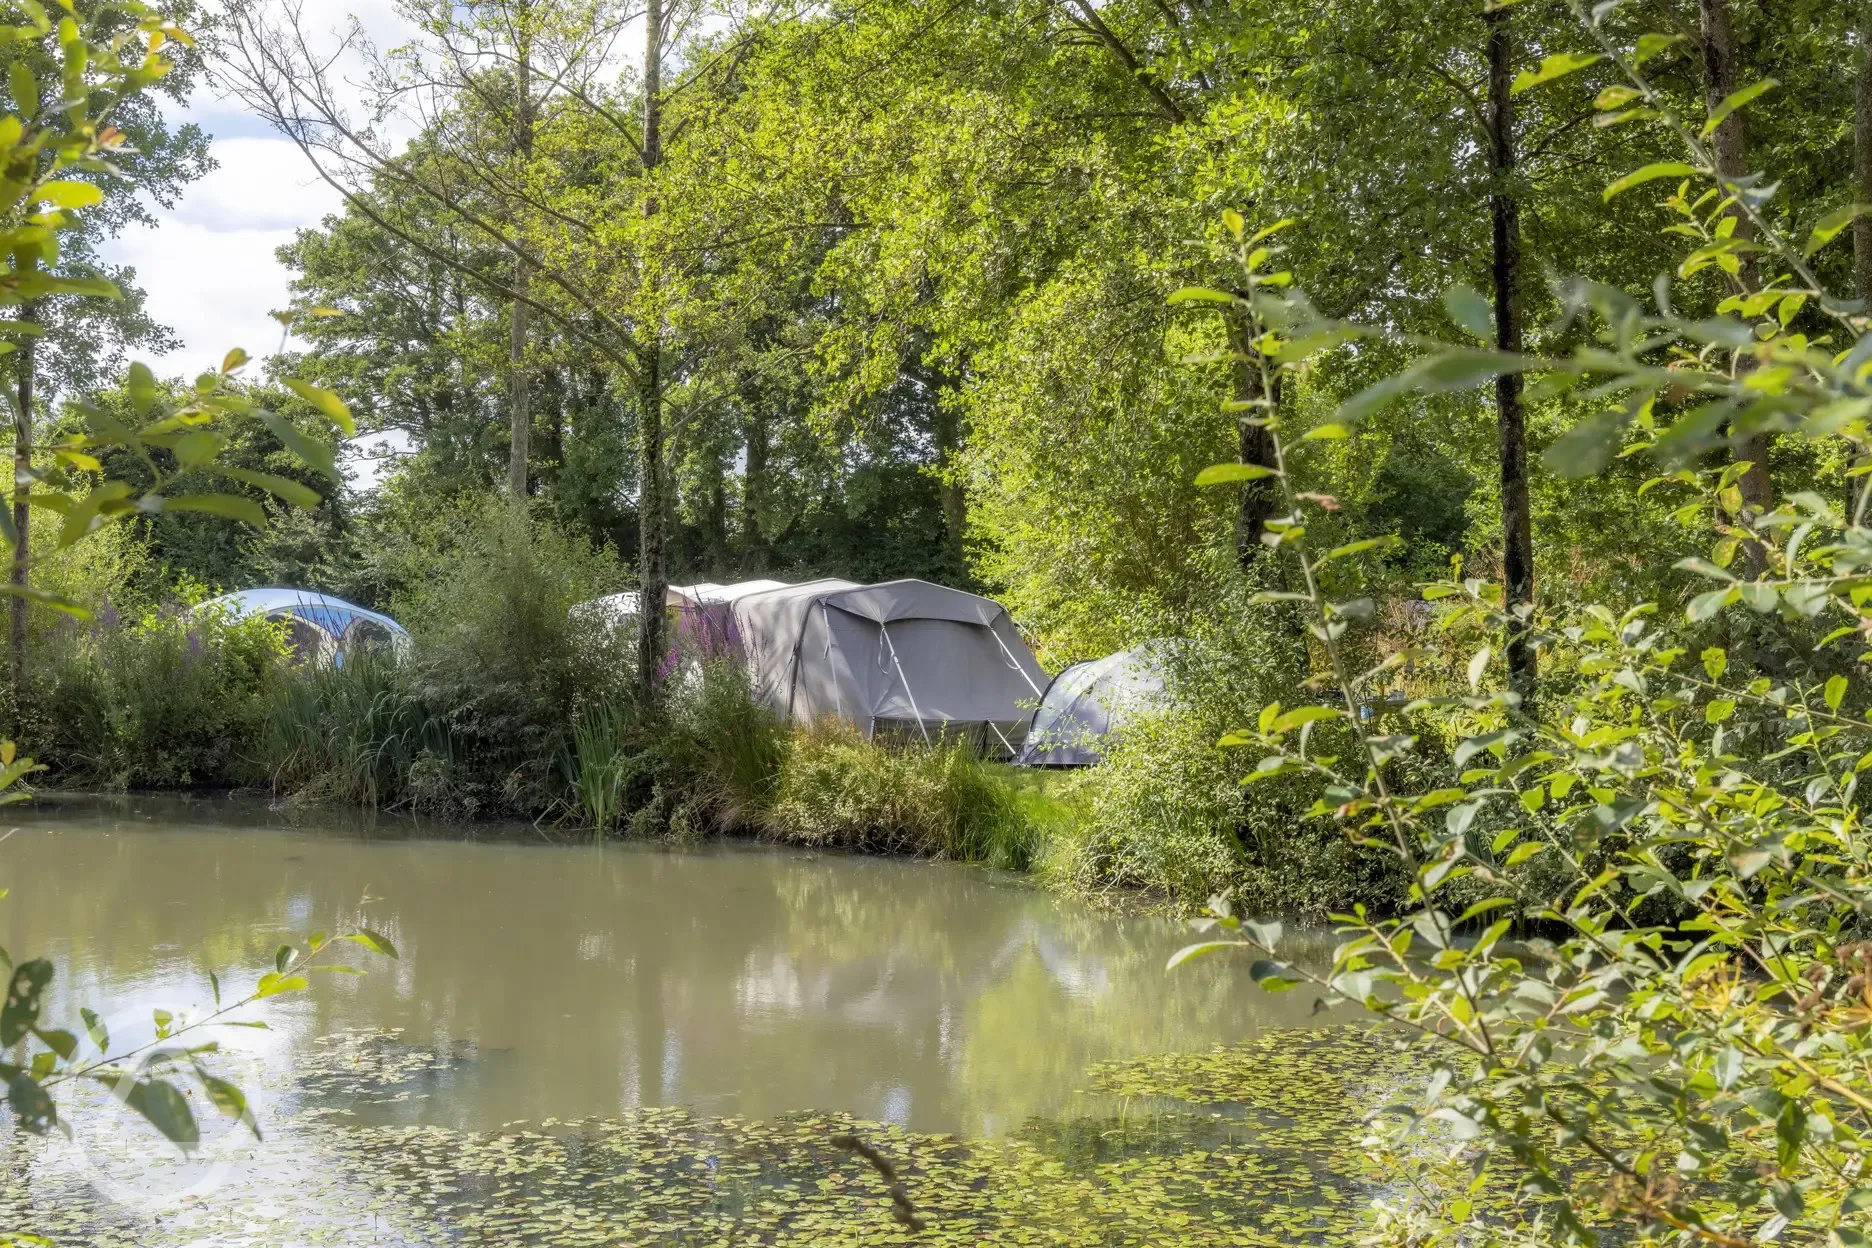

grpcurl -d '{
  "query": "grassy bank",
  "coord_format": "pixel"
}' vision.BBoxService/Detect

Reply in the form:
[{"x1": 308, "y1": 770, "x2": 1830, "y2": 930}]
[{"x1": 7, "y1": 507, "x2": 1406, "y2": 918}]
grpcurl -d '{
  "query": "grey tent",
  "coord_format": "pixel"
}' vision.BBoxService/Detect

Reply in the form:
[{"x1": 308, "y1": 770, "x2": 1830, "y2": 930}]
[
  {"x1": 728, "y1": 578, "x2": 1047, "y2": 755},
  {"x1": 1014, "y1": 641, "x2": 1181, "y2": 767}
]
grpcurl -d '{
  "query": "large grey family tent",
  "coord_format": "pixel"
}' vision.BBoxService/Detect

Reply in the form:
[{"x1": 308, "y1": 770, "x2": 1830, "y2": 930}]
[
  {"x1": 1014, "y1": 641, "x2": 1181, "y2": 767},
  {"x1": 196, "y1": 588, "x2": 410, "y2": 666},
  {"x1": 576, "y1": 580, "x2": 789, "y2": 631},
  {"x1": 727, "y1": 579, "x2": 1048, "y2": 754}
]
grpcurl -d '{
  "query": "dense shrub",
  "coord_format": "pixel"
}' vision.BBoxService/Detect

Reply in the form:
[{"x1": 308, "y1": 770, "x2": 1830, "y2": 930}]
[
  {"x1": 559, "y1": 663, "x2": 1036, "y2": 868},
  {"x1": 261, "y1": 505, "x2": 632, "y2": 816},
  {"x1": 24, "y1": 603, "x2": 291, "y2": 789},
  {"x1": 763, "y1": 723, "x2": 1036, "y2": 868}
]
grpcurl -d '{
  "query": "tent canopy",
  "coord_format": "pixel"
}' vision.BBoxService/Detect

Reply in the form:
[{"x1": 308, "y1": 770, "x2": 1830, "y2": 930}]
[
  {"x1": 729, "y1": 578, "x2": 1046, "y2": 752},
  {"x1": 197, "y1": 588, "x2": 409, "y2": 664},
  {"x1": 1015, "y1": 640, "x2": 1182, "y2": 767},
  {"x1": 577, "y1": 579, "x2": 791, "y2": 625}
]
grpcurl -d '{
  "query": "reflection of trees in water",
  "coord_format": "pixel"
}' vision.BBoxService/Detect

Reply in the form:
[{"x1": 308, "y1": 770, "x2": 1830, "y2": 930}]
[{"x1": 3, "y1": 805, "x2": 1316, "y2": 1138}]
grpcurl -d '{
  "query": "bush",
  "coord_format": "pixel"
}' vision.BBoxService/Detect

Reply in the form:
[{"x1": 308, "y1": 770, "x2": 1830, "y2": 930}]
[
  {"x1": 261, "y1": 505, "x2": 632, "y2": 817},
  {"x1": 264, "y1": 651, "x2": 447, "y2": 808},
  {"x1": 25, "y1": 602, "x2": 291, "y2": 789},
  {"x1": 764, "y1": 722, "x2": 1037, "y2": 868}
]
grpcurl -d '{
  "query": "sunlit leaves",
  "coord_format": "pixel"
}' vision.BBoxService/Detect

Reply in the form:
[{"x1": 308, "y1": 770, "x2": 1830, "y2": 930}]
[
  {"x1": 1193, "y1": 462, "x2": 1277, "y2": 485},
  {"x1": 1701, "y1": 79, "x2": 1776, "y2": 138},
  {"x1": 1604, "y1": 161, "x2": 1701, "y2": 201},
  {"x1": 1511, "y1": 51, "x2": 1604, "y2": 96}
]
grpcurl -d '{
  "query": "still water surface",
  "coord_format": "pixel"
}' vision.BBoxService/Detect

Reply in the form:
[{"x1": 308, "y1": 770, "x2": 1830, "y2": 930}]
[{"x1": 1, "y1": 795, "x2": 1319, "y2": 1139}]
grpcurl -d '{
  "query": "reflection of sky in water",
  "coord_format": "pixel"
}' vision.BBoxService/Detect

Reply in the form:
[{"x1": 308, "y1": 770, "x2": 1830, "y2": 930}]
[{"x1": 1, "y1": 797, "x2": 1332, "y2": 1142}]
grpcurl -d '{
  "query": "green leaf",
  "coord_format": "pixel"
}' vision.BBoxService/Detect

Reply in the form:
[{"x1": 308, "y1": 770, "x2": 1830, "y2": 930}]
[
  {"x1": 252, "y1": 973, "x2": 308, "y2": 999},
  {"x1": 1505, "y1": 842, "x2": 1547, "y2": 867},
  {"x1": 1271, "y1": 706, "x2": 1343, "y2": 733},
  {"x1": 214, "y1": 466, "x2": 321, "y2": 509},
  {"x1": 114, "y1": 1076, "x2": 198, "y2": 1149},
  {"x1": 126, "y1": 361, "x2": 157, "y2": 416},
  {"x1": 282, "y1": 378, "x2": 356, "y2": 435},
  {"x1": 1442, "y1": 286, "x2": 1493, "y2": 340},
  {"x1": 1739, "y1": 582, "x2": 1778, "y2": 614},
  {"x1": 1604, "y1": 162, "x2": 1701, "y2": 201},
  {"x1": 195, "y1": 1073, "x2": 258, "y2": 1138},
  {"x1": 342, "y1": 929, "x2": 399, "y2": 959},
  {"x1": 1, "y1": 960, "x2": 52, "y2": 1045},
  {"x1": 1511, "y1": 52, "x2": 1604, "y2": 96},
  {"x1": 32, "y1": 179, "x2": 101, "y2": 209},
  {"x1": 1701, "y1": 79, "x2": 1776, "y2": 138},
  {"x1": 1705, "y1": 699, "x2": 1735, "y2": 724},
  {"x1": 1320, "y1": 536, "x2": 1398, "y2": 563},
  {"x1": 1632, "y1": 32, "x2": 1686, "y2": 65},
  {"x1": 1826, "y1": 674, "x2": 1848, "y2": 712},
  {"x1": 1714, "y1": 1045, "x2": 1743, "y2": 1091},
  {"x1": 1194, "y1": 462, "x2": 1277, "y2": 486},
  {"x1": 258, "y1": 412, "x2": 338, "y2": 480},
  {"x1": 171, "y1": 431, "x2": 225, "y2": 468},
  {"x1": 1701, "y1": 646, "x2": 1726, "y2": 680},
  {"x1": 161, "y1": 494, "x2": 269, "y2": 528},
  {"x1": 1544, "y1": 410, "x2": 1626, "y2": 478},
  {"x1": 8, "y1": 60, "x2": 36, "y2": 118},
  {"x1": 1805, "y1": 204, "x2": 1871, "y2": 257},
  {"x1": 1687, "y1": 588, "x2": 1736, "y2": 623},
  {"x1": 1166, "y1": 941, "x2": 1245, "y2": 971}
]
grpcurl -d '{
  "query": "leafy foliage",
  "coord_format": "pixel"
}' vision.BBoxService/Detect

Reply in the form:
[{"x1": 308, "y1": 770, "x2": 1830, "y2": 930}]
[{"x1": 1170, "y1": 9, "x2": 1872, "y2": 1244}]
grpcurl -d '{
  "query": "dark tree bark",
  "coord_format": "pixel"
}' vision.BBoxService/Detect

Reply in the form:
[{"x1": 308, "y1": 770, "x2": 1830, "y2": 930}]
[
  {"x1": 1854, "y1": 5, "x2": 1872, "y2": 518},
  {"x1": 1230, "y1": 311, "x2": 1280, "y2": 569},
  {"x1": 1701, "y1": 0, "x2": 1772, "y2": 572},
  {"x1": 635, "y1": 0, "x2": 670, "y2": 704},
  {"x1": 507, "y1": 0, "x2": 534, "y2": 501},
  {"x1": 10, "y1": 305, "x2": 34, "y2": 714},
  {"x1": 741, "y1": 398, "x2": 769, "y2": 570},
  {"x1": 1487, "y1": 5, "x2": 1537, "y2": 695}
]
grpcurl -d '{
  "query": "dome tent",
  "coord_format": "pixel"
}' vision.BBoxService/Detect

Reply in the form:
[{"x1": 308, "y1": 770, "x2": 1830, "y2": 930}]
[
  {"x1": 727, "y1": 578, "x2": 1047, "y2": 756},
  {"x1": 197, "y1": 588, "x2": 409, "y2": 666},
  {"x1": 1014, "y1": 641, "x2": 1182, "y2": 767}
]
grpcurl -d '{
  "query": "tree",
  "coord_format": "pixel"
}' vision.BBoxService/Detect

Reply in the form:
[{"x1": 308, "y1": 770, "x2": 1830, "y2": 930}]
[
  {"x1": 1487, "y1": 1, "x2": 1536, "y2": 694},
  {"x1": 0, "y1": 0, "x2": 212, "y2": 709}
]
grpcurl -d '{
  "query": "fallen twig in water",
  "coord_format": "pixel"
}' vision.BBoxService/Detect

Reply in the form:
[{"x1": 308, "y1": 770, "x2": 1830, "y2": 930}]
[{"x1": 831, "y1": 1132, "x2": 928, "y2": 1232}]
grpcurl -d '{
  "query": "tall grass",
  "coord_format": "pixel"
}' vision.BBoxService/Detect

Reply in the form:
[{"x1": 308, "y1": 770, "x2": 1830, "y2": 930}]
[
  {"x1": 264, "y1": 652, "x2": 454, "y2": 807},
  {"x1": 764, "y1": 723, "x2": 1037, "y2": 869}
]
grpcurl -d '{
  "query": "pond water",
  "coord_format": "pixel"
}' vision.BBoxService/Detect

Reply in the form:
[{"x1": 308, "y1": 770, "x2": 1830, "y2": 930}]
[{"x1": 0, "y1": 797, "x2": 1419, "y2": 1247}]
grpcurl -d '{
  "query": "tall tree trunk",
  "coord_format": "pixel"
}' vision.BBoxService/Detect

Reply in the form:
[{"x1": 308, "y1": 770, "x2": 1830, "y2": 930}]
[
  {"x1": 741, "y1": 399, "x2": 768, "y2": 570},
  {"x1": 1701, "y1": 0, "x2": 1772, "y2": 571},
  {"x1": 635, "y1": 0, "x2": 669, "y2": 704},
  {"x1": 1853, "y1": 5, "x2": 1872, "y2": 520},
  {"x1": 1230, "y1": 312, "x2": 1279, "y2": 569},
  {"x1": 930, "y1": 396, "x2": 968, "y2": 573},
  {"x1": 10, "y1": 308, "x2": 34, "y2": 716},
  {"x1": 1487, "y1": 5, "x2": 1537, "y2": 696},
  {"x1": 506, "y1": 2, "x2": 534, "y2": 501}
]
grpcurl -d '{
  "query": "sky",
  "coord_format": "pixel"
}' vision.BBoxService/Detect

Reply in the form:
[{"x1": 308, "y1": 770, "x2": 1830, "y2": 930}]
[{"x1": 96, "y1": 0, "x2": 412, "y2": 380}]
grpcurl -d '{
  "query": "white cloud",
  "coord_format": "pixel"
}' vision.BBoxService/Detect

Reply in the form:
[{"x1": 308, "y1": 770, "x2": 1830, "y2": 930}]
[
  {"x1": 99, "y1": 138, "x2": 343, "y2": 379},
  {"x1": 97, "y1": 0, "x2": 422, "y2": 375}
]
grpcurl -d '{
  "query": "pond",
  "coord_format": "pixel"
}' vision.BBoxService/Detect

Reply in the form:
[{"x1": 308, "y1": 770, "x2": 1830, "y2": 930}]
[{"x1": 0, "y1": 797, "x2": 1420, "y2": 1247}]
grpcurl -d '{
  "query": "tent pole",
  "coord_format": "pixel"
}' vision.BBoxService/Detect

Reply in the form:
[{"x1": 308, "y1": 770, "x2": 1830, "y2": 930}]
[
  {"x1": 987, "y1": 621, "x2": 1045, "y2": 699},
  {"x1": 989, "y1": 721, "x2": 1016, "y2": 756},
  {"x1": 881, "y1": 624, "x2": 933, "y2": 747}
]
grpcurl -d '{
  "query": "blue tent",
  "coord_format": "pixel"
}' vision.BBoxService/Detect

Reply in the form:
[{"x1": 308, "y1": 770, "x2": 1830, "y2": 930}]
[{"x1": 197, "y1": 588, "x2": 409, "y2": 665}]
